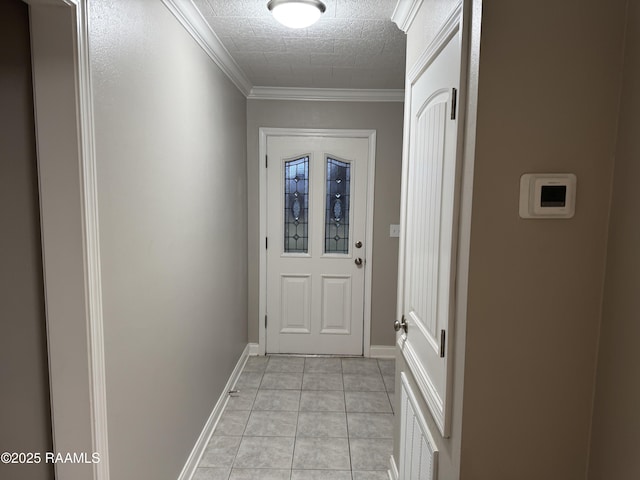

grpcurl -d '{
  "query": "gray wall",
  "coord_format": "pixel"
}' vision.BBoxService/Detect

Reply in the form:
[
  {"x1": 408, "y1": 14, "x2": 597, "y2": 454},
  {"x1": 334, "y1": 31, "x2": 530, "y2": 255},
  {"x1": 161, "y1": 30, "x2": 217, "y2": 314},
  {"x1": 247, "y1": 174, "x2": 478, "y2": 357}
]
[
  {"x1": 88, "y1": 1, "x2": 248, "y2": 478},
  {"x1": 461, "y1": 1, "x2": 626, "y2": 478},
  {"x1": 246, "y1": 99, "x2": 404, "y2": 348},
  {"x1": 0, "y1": 1, "x2": 54, "y2": 479},
  {"x1": 588, "y1": 1, "x2": 640, "y2": 478},
  {"x1": 396, "y1": 1, "x2": 629, "y2": 479}
]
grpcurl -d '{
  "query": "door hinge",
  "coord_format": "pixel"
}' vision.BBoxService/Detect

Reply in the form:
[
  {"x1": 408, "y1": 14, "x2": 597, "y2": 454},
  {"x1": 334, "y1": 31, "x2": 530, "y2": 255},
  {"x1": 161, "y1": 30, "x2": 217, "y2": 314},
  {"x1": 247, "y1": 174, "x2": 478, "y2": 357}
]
[
  {"x1": 265, "y1": 315, "x2": 268, "y2": 328},
  {"x1": 451, "y1": 88, "x2": 458, "y2": 120},
  {"x1": 439, "y1": 330, "x2": 446, "y2": 358},
  {"x1": 265, "y1": 155, "x2": 268, "y2": 168},
  {"x1": 265, "y1": 237, "x2": 268, "y2": 249}
]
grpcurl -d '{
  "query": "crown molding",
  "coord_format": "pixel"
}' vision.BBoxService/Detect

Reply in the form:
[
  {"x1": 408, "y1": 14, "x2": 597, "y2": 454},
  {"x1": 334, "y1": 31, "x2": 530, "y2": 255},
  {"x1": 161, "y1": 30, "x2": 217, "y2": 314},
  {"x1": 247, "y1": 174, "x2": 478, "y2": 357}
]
[
  {"x1": 391, "y1": 0, "x2": 424, "y2": 33},
  {"x1": 248, "y1": 86, "x2": 405, "y2": 102},
  {"x1": 161, "y1": 0, "x2": 252, "y2": 96},
  {"x1": 162, "y1": 1, "x2": 406, "y2": 102}
]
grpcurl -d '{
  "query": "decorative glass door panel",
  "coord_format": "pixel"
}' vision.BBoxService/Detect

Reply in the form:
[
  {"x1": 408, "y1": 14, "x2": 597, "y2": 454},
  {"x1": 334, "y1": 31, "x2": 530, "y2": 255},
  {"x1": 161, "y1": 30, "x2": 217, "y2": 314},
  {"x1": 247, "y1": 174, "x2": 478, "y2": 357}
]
[
  {"x1": 284, "y1": 156, "x2": 309, "y2": 253},
  {"x1": 324, "y1": 157, "x2": 351, "y2": 255}
]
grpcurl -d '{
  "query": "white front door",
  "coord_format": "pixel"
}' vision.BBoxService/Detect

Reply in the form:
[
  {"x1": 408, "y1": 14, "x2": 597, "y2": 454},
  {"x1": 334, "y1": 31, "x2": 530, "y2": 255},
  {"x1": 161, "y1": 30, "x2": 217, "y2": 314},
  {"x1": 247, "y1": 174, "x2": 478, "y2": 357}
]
[
  {"x1": 266, "y1": 135, "x2": 370, "y2": 355},
  {"x1": 398, "y1": 23, "x2": 462, "y2": 439}
]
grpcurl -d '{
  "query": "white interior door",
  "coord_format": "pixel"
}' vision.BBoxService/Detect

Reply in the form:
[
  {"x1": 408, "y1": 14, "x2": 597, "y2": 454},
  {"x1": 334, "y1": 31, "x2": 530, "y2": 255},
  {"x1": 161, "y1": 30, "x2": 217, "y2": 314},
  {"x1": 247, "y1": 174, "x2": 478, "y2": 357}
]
[
  {"x1": 266, "y1": 135, "x2": 369, "y2": 355},
  {"x1": 398, "y1": 29, "x2": 461, "y2": 439}
]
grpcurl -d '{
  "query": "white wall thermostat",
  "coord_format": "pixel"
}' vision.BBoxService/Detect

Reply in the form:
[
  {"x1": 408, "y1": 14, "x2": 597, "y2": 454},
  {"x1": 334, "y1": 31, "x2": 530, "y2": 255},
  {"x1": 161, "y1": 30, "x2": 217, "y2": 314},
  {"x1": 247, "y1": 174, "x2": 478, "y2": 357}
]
[{"x1": 519, "y1": 173, "x2": 577, "y2": 219}]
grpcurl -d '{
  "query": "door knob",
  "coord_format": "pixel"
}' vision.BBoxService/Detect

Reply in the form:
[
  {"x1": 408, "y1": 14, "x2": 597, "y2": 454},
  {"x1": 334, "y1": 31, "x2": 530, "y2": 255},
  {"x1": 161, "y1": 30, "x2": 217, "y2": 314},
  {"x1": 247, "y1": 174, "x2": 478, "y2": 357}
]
[
  {"x1": 394, "y1": 316, "x2": 408, "y2": 334},
  {"x1": 354, "y1": 257, "x2": 363, "y2": 266}
]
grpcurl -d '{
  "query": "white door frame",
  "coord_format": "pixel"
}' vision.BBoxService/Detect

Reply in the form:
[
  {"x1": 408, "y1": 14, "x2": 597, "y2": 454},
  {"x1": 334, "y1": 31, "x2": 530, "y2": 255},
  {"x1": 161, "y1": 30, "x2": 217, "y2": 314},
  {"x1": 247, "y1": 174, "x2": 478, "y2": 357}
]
[
  {"x1": 26, "y1": 1, "x2": 109, "y2": 479},
  {"x1": 258, "y1": 128, "x2": 377, "y2": 356}
]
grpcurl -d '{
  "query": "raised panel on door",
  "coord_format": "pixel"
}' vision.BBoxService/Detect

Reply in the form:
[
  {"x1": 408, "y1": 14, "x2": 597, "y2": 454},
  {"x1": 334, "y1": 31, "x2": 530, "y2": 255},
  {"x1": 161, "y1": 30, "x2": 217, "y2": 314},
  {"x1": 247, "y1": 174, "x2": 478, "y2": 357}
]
[
  {"x1": 407, "y1": 93, "x2": 450, "y2": 353},
  {"x1": 399, "y1": 373, "x2": 438, "y2": 480},
  {"x1": 320, "y1": 275, "x2": 352, "y2": 334},
  {"x1": 280, "y1": 274, "x2": 311, "y2": 334}
]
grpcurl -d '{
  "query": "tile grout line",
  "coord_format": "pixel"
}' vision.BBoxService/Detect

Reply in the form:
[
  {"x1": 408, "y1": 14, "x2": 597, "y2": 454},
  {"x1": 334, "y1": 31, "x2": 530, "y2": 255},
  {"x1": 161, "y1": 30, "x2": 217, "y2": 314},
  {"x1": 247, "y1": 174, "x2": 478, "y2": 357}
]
[
  {"x1": 290, "y1": 357, "x2": 304, "y2": 476},
  {"x1": 340, "y1": 358, "x2": 355, "y2": 479},
  {"x1": 215, "y1": 355, "x2": 394, "y2": 479}
]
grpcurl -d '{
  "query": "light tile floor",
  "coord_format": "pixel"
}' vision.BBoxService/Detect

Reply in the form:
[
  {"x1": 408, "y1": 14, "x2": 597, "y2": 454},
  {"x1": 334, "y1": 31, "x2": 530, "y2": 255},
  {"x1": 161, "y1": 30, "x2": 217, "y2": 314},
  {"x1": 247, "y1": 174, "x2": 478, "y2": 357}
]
[{"x1": 194, "y1": 356, "x2": 396, "y2": 480}]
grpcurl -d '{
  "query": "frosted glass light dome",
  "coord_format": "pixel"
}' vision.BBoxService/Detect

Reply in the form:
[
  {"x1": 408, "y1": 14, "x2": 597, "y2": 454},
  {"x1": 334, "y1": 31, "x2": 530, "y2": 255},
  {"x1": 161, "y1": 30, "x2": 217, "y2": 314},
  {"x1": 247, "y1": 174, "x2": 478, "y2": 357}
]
[{"x1": 267, "y1": 0, "x2": 326, "y2": 29}]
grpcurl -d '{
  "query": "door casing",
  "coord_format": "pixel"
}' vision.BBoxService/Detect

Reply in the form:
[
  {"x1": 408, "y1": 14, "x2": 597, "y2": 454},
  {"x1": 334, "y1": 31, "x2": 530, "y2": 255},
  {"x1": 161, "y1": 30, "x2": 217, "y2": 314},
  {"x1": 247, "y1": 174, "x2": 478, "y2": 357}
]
[
  {"x1": 258, "y1": 128, "x2": 377, "y2": 356},
  {"x1": 26, "y1": 1, "x2": 110, "y2": 479}
]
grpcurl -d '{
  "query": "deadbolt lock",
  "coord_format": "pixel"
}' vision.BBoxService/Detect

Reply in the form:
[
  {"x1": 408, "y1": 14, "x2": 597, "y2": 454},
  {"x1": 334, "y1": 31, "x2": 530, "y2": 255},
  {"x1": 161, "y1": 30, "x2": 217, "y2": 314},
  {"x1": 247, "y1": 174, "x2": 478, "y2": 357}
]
[{"x1": 355, "y1": 241, "x2": 362, "y2": 248}]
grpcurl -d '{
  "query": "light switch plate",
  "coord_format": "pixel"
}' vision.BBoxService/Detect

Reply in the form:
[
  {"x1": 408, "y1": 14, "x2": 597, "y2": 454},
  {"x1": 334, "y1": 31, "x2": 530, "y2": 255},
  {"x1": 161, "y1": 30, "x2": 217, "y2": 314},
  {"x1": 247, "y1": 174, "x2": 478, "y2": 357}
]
[{"x1": 390, "y1": 224, "x2": 400, "y2": 237}]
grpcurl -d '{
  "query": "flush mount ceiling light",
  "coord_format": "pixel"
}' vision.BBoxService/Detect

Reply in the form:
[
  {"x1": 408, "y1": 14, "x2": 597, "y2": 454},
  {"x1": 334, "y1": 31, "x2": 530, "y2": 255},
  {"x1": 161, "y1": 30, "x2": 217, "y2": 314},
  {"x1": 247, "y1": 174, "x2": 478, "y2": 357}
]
[{"x1": 267, "y1": 0, "x2": 326, "y2": 29}]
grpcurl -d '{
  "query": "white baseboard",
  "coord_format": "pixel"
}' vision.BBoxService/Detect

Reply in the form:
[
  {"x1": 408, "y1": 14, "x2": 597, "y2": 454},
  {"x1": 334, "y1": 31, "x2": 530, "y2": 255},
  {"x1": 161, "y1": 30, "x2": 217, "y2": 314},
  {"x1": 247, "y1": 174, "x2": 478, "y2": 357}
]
[
  {"x1": 389, "y1": 454, "x2": 399, "y2": 480},
  {"x1": 370, "y1": 345, "x2": 397, "y2": 359},
  {"x1": 177, "y1": 344, "x2": 250, "y2": 480},
  {"x1": 247, "y1": 343, "x2": 260, "y2": 356}
]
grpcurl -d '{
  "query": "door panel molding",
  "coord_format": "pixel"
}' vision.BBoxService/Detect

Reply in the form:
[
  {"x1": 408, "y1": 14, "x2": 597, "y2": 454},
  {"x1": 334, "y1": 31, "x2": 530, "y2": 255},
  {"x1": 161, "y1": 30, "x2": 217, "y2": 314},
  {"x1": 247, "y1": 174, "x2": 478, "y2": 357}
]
[
  {"x1": 320, "y1": 275, "x2": 353, "y2": 335},
  {"x1": 280, "y1": 274, "x2": 312, "y2": 334},
  {"x1": 399, "y1": 371, "x2": 439, "y2": 480},
  {"x1": 258, "y1": 128, "x2": 376, "y2": 356},
  {"x1": 398, "y1": 335, "x2": 445, "y2": 433}
]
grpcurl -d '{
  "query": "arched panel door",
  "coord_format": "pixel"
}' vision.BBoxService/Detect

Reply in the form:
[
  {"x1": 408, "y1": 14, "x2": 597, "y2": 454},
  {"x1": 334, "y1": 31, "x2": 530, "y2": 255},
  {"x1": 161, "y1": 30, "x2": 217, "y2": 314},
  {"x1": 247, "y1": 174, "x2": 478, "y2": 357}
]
[{"x1": 399, "y1": 26, "x2": 462, "y2": 440}]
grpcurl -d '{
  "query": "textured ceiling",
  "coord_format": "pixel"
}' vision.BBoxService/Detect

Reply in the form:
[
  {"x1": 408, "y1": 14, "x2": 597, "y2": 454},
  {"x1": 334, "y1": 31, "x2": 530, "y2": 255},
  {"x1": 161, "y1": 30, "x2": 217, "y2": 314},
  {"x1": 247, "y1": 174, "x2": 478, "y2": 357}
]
[{"x1": 192, "y1": 0, "x2": 406, "y2": 89}]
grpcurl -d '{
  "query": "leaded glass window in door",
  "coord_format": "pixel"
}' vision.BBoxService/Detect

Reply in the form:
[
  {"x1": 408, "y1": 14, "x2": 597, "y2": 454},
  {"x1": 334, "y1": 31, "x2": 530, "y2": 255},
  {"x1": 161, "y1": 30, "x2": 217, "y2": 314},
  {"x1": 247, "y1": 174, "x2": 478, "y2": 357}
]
[
  {"x1": 284, "y1": 156, "x2": 309, "y2": 253},
  {"x1": 325, "y1": 157, "x2": 351, "y2": 254}
]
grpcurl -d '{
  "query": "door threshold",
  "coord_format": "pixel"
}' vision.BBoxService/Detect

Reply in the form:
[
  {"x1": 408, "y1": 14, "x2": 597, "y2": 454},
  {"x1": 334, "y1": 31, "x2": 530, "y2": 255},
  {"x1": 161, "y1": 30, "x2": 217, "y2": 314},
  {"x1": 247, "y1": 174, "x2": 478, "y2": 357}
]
[{"x1": 265, "y1": 353, "x2": 364, "y2": 358}]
